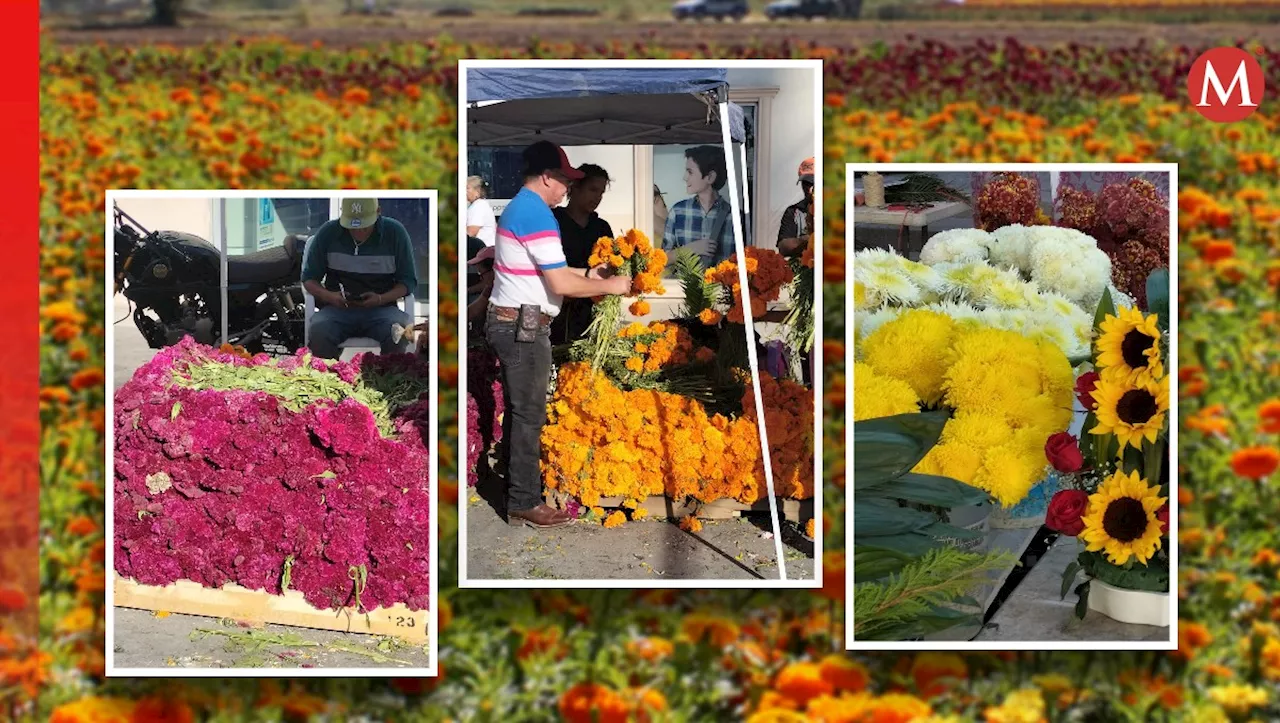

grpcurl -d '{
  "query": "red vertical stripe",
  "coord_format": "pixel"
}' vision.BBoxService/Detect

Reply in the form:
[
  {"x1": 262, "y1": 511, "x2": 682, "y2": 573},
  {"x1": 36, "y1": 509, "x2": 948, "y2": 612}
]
[{"x1": 0, "y1": 0, "x2": 40, "y2": 642}]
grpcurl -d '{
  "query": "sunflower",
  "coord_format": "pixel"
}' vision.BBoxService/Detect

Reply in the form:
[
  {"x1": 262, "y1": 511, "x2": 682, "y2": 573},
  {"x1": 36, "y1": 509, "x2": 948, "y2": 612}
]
[
  {"x1": 1091, "y1": 375, "x2": 1169, "y2": 453},
  {"x1": 1079, "y1": 469, "x2": 1166, "y2": 565},
  {"x1": 1096, "y1": 307, "x2": 1164, "y2": 386}
]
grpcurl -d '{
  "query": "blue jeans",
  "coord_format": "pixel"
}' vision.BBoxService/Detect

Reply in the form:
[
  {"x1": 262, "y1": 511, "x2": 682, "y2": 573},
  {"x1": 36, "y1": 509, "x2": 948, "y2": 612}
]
[{"x1": 309, "y1": 304, "x2": 412, "y2": 359}]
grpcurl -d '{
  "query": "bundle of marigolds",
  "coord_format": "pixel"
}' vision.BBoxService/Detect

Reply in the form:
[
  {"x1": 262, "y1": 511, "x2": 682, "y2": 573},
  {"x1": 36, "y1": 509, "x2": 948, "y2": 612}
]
[
  {"x1": 541, "y1": 362, "x2": 765, "y2": 519},
  {"x1": 618, "y1": 321, "x2": 714, "y2": 376},
  {"x1": 744, "y1": 372, "x2": 815, "y2": 500},
  {"x1": 113, "y1": 337, "x2": 431, "y2": 613},
  {"x1": 702, "y1": 247, "x2": 794, "y2": 325},
  {"x1": 582, "y1": 229, "x2": 668, "y2": 370},
  {"x1": 856, "y1": 309, "x2": 1074, "y2": 507}
]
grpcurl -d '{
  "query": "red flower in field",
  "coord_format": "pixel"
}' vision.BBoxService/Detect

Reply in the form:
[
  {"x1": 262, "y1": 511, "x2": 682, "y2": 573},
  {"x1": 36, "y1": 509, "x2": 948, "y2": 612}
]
[
  {"x1": 390, "y1": 667, "x2": 443, "y2": 696},
  {"x1": 0, "y1": 586, "x2": 28, "y2": 613},
  {"x1": 342, "y1": 86, "x2": 371, "y2": 105},
  {"x1": 910, "y1": 652, "x2": 968, "y2": 698},
  {"x1": 1157, "y1": 504, "x2": 1169, "y2": 535},
  {"x1": 818, "y1": 655, "x2": 869, "y2": 693},
  {"x1": 774, "y1": 661, "x2": 834, "y2": 706},
  {"x1": 1258, "y1": 398, "x2": 1280, "y2": 434},
  {"x1": 132, "y1": 698, "x2": 195, "y2": 723},
  {"x1": 559, "y1": 682, "x2": 630, "y2": 723},
  {"x1": 1200, "y1": 239, "x2": 1235, "y2": 263},
  {"x1": 1046, "y1": 490, "x2": 1089, "y2": 537},
  {"x1": 66, "y1": 515, "x2": 97, "y2": 537},
  {"x1": 1231, "y1": 446, "x2": 1280, "y2": 480}
]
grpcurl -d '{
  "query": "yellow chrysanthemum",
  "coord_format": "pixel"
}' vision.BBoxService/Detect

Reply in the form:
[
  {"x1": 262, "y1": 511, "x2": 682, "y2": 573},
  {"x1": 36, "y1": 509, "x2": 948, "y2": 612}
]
[
  {"x1": 1079, "y1": 469, "x2": 1166, "y2": 566},
  {"x1": 1096, "y1": 306, "x2": 1164, "y2": 386},
  {"x1": 861, "y1": 310, "x2": 959, "y2": 405},
  {"x1": 985, "y1": 689, "x2": 1046, "y2": 723},
  {"x1": 975, "y1": 444, "x2": 1047, "y2": 508},
  {"x1": 853, "y1": 363, "x2": 921, "y2": 421},
  {"x1": 1090, "y1": 375, "x2": 1169, "y2": 454},
  {"x1": 853, "y1": 280, "x2": 868, "y2": 310}
]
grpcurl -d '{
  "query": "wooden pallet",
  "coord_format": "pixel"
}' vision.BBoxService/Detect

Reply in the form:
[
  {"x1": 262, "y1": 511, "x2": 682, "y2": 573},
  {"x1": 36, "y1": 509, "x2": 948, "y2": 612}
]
[
  {"x1": 547, "y1": 490, "x2": 814, "y2": 524},
  {"x1": 113, "y1": 577, "x2": 429, "y2": 643}
]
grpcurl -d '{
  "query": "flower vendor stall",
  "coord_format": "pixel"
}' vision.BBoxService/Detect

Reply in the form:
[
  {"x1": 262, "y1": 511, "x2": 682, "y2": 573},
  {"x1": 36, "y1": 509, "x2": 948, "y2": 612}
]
[
  {"x1": 111, "y1": 338, "x2": 433, "y2": 644},
  {"x1": 462, "y1": 66, "x2": 817, "y2": 579},
  {"x1": 850, "y1": 165, "x2": 1173, "y2": 643}
]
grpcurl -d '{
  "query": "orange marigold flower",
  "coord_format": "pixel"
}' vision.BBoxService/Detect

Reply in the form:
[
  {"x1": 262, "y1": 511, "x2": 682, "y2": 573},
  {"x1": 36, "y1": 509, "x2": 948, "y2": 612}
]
[
  {"x1": 66, "y1": 515, "x2": 97, "y2": 537},
  {"x1": 818, "y1": 655, "x2": 870, "y2": 693},
  {"x1": 910, "y1": 652, "x2": 968, "y2": 697},
  {"x1": 1174, "y1": 621, "x2": 1213, "y2": 661},
  {"x1": 69, "y1": 368, "x2": 105, "y2": 391},
  {"x1": 629, "y1": 300, "x2": 651, "y2": 316},
  {"x1": 342, "y1": 86, "x2": 372, "y2": 105},
  {"x1": 774, "y1": 661, "x2": 834, "y2": 707},
  {"x1": 1200, "y1": 239, "x2": 1235, "y2": 262},
  {"x1": 699, "y1": 308, "x2": 723, "y2": 325},
  {"x1": 626, "y1": 636, "x2": 674, "y2": 662},
  {"x1": 603, "y1": 510, "x2": 626, "y2": 528},
  {"x1": 517, "y1": 626, "x2": 567, "y2": 661},
  {"x1": 559, "y1": 682, "x2": 630, "y2": 723},
  {"x1": 1232, "y1": 446, "x2": 1280, "y2": 480},
  {"x1": 681, "y1": 613, "x2": 738, "y2": 647},
  {"x1": 679, "y1": 516, "x2": 703, "y2": 533}
]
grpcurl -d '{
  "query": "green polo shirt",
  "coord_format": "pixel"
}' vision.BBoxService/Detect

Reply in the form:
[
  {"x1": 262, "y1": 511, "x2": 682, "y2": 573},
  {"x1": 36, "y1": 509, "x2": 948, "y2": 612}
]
[{"x1": 302, "y1": 216, "x2": 417, "y2": 304}]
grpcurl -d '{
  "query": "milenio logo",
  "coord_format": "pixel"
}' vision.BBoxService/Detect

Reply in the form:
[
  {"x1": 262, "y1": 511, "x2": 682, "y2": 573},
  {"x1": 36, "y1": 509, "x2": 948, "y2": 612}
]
[{"x1": 1187, "y1": 47, "x2": 1265, "y2": 122}]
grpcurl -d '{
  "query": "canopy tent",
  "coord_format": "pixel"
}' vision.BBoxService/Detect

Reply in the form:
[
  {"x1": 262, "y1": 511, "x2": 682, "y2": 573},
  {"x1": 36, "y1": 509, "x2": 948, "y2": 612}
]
[
  {"x1": 463, "y1": 66, "x2": 785, "y2": 580},
  {"x1": 465, "y1": 68, "x2": 748, "y2": 147}
]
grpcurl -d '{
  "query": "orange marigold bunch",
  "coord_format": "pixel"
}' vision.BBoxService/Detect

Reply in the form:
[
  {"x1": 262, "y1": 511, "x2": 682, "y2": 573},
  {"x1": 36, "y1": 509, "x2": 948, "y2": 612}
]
[
  {"x1": 618, "y1": 321, "x2": 706, "y2": 374},
  {"x1": 742, "y1": 372, "x2": 815, "y2": 500},
  {"x1": 705, "y1": 247, "x2": 794, "y2": 323},
  {"x1": 542, "y1": 363, "x2": 764, "y2": 508},
  {"x1": 588, "y1": 229, "x2": 668, "y2": 297}
]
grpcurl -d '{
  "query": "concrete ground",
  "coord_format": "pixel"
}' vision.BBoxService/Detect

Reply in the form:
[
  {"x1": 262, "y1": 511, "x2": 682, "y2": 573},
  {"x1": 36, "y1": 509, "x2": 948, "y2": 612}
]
[
  {"x1": 464, "y1": 492, "x2": 816, "y2": 583},
  {"x1": 111, "y1": 295, "x2": 429, "y2": 669}
]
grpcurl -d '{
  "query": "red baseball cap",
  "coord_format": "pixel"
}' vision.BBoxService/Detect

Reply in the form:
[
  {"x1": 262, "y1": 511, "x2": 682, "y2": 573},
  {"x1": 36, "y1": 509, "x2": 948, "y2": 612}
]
[{"x1": 523, "y1": 141, "x2": 585, "y2": 180}]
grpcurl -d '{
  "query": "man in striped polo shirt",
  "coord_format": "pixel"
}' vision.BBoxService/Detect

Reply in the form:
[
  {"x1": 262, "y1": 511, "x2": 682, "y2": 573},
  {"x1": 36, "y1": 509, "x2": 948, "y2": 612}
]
[
  {"x1": 302, "y1": 199, "x2": 417, "y2": 360},
  {"x1": 487, "y1": 141, "x2": 630, "y2": 529}
]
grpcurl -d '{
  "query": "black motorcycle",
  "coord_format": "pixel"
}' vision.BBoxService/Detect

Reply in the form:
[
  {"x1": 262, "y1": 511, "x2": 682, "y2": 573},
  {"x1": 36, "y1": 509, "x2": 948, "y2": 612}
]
[{"x1": 112, "y1": 203, "x2": 309, "y2": 355}]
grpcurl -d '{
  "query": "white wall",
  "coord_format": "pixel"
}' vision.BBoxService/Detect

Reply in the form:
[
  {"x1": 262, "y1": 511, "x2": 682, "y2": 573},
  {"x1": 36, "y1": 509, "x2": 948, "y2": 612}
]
[{"x1": 115, "y1": 198, "x2": 213, "y2": 242}]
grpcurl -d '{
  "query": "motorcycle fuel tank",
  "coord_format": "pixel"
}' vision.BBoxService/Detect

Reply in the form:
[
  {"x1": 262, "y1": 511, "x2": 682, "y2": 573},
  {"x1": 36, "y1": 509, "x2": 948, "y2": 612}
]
[{"x1": 153, "y1": 230, "x2": 222, "y2": 284}]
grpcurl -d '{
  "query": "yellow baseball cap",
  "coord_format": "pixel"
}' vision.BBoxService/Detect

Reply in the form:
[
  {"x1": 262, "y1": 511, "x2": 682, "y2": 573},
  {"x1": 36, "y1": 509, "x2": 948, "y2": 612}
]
[{"x1": 340, "y1": 199, "x2": 379, "y2": 229}]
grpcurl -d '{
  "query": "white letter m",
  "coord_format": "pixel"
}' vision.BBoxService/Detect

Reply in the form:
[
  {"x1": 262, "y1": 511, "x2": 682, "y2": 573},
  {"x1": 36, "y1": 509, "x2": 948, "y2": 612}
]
[{"x1": 1198, "y1": 59, "x2": 1258, "y2": 108}]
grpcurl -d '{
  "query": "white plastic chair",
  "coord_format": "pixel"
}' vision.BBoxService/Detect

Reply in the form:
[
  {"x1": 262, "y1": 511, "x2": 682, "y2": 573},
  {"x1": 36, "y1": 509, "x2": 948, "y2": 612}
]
[{"x1": 302, "y1": 234, "x2": 417, "y2": 360}]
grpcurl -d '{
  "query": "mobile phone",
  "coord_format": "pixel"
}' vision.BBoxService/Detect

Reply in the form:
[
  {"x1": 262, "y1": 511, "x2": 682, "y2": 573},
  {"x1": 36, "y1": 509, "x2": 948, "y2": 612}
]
[{"x1": 516, "y1": 304, "x2": 541, "y2": 343}]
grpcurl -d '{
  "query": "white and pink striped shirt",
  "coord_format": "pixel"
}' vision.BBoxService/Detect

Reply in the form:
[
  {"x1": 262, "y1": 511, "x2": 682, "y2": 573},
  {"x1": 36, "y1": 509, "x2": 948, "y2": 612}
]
[{"x1": 490, "y1": 187, "x2": 568, "y2": 317}]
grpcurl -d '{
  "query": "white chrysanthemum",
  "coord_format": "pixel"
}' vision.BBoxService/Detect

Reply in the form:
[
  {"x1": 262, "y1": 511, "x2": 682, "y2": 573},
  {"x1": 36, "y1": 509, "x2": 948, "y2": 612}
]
[
  {"x1": 988, "y1": 224, "x2": 1037, "y2": 272},
  {"x1": 1028, "y1": 229, "x2": 1111, "y2": 307},
  {"x1": 935, "y1": 262, "x2": 999, "y2": 304},
  {"x1": 856, "y1": 307, "x2": 902, "y2": 342},
  {"x1": 899, "y1": 258, "x2": 945, "y2": 295},
  {"x1": 919, "y1": 228, "x2": 993, "y2": 266},
  {"x1": 855, "y1": 247, "x2": 908, "y2": 275},
  {"x1": 925, "y1": 301, "x2": 982, "y2": 323},
  {"x1": 857, "y1": 266, "x2": 922, "y2": 308}
]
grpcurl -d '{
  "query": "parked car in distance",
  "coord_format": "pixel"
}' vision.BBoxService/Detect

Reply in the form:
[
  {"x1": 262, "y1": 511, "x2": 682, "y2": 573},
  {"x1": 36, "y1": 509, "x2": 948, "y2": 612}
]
[
  {"x1": 672, "y1": 0, "x2": 749, "y2": 21},
  {"x1": 765, "y1": 0, "x2": 862, "y2": 19}
]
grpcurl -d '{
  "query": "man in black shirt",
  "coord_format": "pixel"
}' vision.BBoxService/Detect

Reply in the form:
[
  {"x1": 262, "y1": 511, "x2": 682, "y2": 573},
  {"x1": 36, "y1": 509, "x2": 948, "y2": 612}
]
[
  {"x1": 551, "y1": 164, "x2": 615, "y2": 344},
  {"x1": 777, "y1": 157, "x2": 815, "y2": 258}
]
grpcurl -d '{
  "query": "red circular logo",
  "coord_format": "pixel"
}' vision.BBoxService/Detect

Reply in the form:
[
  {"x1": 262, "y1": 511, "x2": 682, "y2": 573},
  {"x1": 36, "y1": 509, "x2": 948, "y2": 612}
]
[{"x1": 1187, "y1": 47, "x2": 1265, "y2": 122}]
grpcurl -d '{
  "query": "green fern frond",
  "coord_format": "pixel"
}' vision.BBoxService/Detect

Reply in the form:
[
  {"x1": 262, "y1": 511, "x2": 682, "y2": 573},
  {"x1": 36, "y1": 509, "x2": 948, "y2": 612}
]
[
  {"x1": 852, "y1": 546, "x2": 1015, "y2": 641},
  {"x1": 672, "y1": 249, "x2": 719, "y2": 318}
]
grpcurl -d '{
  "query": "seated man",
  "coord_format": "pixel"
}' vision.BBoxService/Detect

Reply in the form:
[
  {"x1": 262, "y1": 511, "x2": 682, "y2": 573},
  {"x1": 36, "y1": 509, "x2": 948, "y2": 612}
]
[{"x1": 302, "y1": 198, "x2": 417, "y2": 359}]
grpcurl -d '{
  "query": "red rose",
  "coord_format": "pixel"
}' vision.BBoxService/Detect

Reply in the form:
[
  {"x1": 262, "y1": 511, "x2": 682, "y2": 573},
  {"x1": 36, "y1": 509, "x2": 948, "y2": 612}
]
[
  {"x1": 1046, "y1": 489, "x2": 1089, "y2": 536},
  {"x1": 1157, "y1": 504, "x2": 1169, "y2": 535},
  {"x1": 1075, "y1": 371, "x2": 1100, "y2": 411},
  {"x1": 1045, "y1": 432, "x2": 1084, "y2": 474}
]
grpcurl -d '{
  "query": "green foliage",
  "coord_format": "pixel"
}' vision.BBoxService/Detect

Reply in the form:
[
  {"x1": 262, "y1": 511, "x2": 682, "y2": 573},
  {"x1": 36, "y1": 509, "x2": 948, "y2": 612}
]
[
  {"x1": 852, "y1": 546, "x2": 1015, "y2": 641},
  {"x1": 672, "y1": 248, "x2": 720, "y2": 319},
  {"x1": 1146, "y1": 267, "x2": 1169, "y2": 332}
]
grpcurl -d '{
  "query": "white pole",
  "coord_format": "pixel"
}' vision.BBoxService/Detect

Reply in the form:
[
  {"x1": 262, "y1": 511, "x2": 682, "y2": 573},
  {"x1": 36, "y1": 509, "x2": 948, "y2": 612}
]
[
  {"x1": 739, "y1": 141, "x2": 750, "y2": 217},
  {"x1": 216, "y1": 198, "x2": 228, "y2": 346},
  {"x1": 721, "y1": 100, "x2": 786, "y2": 582},
  {"x1": 1049, "y1": 171, "x2": 1061, "y2": 222}
]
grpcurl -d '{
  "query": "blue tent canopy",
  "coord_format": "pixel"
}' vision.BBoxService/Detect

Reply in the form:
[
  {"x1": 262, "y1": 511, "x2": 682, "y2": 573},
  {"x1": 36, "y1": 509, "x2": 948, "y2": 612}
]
[{"x1": 465, "y1": 68, "x2": 748, "y2": 147}]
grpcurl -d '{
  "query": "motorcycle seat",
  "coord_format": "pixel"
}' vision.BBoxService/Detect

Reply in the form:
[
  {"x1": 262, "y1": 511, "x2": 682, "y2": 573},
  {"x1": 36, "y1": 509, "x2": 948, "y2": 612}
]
[{"x1": 227, "y1": 245, "x2": 297, "y2": 285}]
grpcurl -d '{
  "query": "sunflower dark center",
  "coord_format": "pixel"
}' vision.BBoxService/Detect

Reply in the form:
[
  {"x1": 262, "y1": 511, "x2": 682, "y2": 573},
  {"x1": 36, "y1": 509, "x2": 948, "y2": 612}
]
[
  {"x1": 1102, "y1": 497, "x2": 1149, "y2": 542},
  {"x1": 1120, "y1": 330, "x2": 1155, "y2": 369},
  {"x1": 1117, "y1": 389, "x2": 1158, "y2": 425}
]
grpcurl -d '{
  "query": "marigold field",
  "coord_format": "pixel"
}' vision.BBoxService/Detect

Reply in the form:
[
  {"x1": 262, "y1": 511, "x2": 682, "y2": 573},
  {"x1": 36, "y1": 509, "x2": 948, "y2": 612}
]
[{"x1": 11, "y1": 34, "x2": 1280, "y2": 721}]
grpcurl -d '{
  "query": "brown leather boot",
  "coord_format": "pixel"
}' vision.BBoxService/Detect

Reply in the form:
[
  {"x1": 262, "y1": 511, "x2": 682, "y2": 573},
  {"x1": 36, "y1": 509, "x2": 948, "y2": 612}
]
[{"x1": 508, "y1": 504, "x2": 574, "y2": 529}]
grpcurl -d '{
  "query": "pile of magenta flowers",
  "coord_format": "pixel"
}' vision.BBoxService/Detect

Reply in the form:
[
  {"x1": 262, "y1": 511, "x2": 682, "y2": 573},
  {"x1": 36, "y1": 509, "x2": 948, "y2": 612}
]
[
  {"x1": 465, "y1": 346, "x2": 504, "y2": 488},
  {"x1": 112, "y1": 338, "x2": 431, "y2": 613}
]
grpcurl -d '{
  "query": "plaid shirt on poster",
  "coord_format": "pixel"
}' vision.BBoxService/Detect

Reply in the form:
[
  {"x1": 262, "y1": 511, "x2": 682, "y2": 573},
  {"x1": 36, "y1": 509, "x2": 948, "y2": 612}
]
[{"x1": 661, "y1": 194, "x2": 736, "y2": 267}]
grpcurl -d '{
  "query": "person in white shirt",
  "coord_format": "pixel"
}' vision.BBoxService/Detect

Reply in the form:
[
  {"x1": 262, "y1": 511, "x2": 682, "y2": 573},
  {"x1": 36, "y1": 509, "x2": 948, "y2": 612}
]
[{"x1": 466, "y1": 176, "x2": 498, "y2": 247}]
